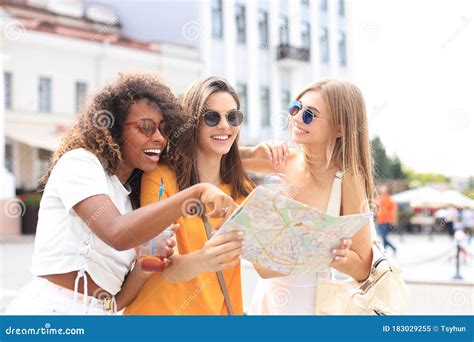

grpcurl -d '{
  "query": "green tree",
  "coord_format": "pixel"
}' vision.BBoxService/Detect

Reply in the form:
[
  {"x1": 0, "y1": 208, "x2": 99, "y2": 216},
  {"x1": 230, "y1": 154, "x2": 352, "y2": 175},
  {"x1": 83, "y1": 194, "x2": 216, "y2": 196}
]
[
  {"x1": 463, "y1": 176, "x2": 474, "y2": 199},
  {"x1": 403, "y1": 167, "x2": 450, "y2": 186},
  {"x1": 371, "y1": 136, "x2": 406, "y2": 180}
]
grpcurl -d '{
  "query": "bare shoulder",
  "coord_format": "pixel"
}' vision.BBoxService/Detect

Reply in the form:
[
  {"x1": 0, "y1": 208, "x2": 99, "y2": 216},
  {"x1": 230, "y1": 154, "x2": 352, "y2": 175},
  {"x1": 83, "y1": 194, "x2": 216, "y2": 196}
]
[
  {"x1": 280, "y1": 148, "x2": 302, "y2": 177},
  {"x1": 284, "y1": 148, "x2": 302, "y2": 168},
  {"x1": 342, "y1": 171, "x2": 366, "y2": 189},
  {"x1": 287, "y1": 147, "x2": 300, "y2": 160}
]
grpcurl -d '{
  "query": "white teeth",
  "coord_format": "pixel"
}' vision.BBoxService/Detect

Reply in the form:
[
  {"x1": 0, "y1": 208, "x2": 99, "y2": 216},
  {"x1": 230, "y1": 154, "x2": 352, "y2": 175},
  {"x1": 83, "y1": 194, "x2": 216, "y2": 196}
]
[
  {"x1": 211, "y1": 135, "x2": 230, "y2": 141},
  {"x1": 143, "y1": 148, "x2": 161, "y2": 154},
  {"x1": 294, "y1": 127, "x2": 308, "y2": 134}
]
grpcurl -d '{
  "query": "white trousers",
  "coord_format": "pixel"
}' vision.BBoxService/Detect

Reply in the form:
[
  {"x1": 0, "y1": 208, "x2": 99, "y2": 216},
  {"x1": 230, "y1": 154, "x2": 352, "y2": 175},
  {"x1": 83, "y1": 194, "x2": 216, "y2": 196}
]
[{"x1": 5, "y1": 277, "x2": 114, "y2": 315}]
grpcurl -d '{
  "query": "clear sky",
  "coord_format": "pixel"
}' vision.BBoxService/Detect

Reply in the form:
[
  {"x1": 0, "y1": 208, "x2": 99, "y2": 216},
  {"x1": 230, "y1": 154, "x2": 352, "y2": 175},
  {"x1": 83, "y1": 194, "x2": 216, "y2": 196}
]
[{"x1": 348, "y1": 0, "x2": 473, "y2": 177}]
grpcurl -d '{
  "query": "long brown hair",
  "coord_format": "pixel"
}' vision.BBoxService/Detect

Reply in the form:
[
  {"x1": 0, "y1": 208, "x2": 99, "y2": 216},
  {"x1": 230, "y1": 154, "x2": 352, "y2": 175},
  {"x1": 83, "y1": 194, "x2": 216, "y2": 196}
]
[
  {"x1": 167, "y1": 76, "x2": 253, "y2": 199},
  {"x1": 294, "y1": 78, "x2": 376, "y2": 201}
]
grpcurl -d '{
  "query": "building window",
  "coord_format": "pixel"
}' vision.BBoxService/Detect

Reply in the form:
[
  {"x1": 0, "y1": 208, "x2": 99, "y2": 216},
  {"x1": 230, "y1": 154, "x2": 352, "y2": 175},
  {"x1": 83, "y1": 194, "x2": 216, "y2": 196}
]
[
  {"x1": 260, "y1": 86, "x2": 270, "y2": 127},
  {"x1": 212, "y1": 0, "x2": 223, "y2": 39},
  {"x1": 258, "y1": 9, "x2": 269, "y2": 49},
  {"x1": 281, "y1": 88, "x2": 291, "y2": 113},
  {"x1": 4, "y1": 72, "x2": 12, "y2": 109},
  {"x1": 39, "y1": 77, "x2": 51, "y2": 112},
  {"x1": 279, "y1": 15, "x2": 289, "y2": 45},
  {"x1": 320, "y1": 0, "x2": 328, "y2": 12},
  {"x1": 236, "y1": 82, "x2": 248, "y2": 125},
  {"x1": 38, "y1": 148, "x2": 53, "y2": 178},
  {"x1": 319, "y1": 27, "x2": 329, "y2": 64},
  {"x1": 75, "y1": 81, "x2": 87, "y2": 112},
  {"x1": 5, "y1": 143, "x2": 13, "y2": 173},
  {"x1": 301, "y1": 21, "x2": 311, "y2": 49},
  {"x1": 338, "y1": 0, "x2": 345, "y2": 17},
  {"x1": 235, "y1": 3, "x2": 246, "y2": 44},
  {"x1": 338, "y1": 31, "x2": 347, "y2": 67}
]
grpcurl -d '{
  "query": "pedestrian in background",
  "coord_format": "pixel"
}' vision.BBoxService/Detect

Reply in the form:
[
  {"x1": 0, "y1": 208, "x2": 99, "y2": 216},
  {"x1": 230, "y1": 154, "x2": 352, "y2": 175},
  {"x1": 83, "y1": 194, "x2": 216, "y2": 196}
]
[{"x1": 376, "y1": 184, "x2": 398, "y2": 255}]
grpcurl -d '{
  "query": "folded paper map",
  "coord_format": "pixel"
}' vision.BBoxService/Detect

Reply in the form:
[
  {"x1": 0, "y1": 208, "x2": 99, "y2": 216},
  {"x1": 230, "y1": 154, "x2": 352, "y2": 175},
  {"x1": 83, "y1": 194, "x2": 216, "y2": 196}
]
[{"x1": 216, "y1": 186, "x2": 373, "y2": 274}]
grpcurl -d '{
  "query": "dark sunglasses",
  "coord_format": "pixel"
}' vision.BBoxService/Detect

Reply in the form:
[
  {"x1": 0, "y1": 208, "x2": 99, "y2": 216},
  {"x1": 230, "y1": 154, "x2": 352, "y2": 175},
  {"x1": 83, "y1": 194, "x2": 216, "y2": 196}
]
[
  {"x1": 125, "y1": 118, "x2": 171, "y2": 138},
  {"x1": 202, "y1": 109, "x2": 244, "y2": 127},
  {"x1": 288, "y1": 100, "x2": 326, "y2": 125}
]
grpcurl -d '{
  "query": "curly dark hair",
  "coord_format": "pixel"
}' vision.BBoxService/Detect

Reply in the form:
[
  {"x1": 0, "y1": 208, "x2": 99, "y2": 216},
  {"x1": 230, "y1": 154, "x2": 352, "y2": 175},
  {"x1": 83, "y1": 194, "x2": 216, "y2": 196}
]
[{"x1": 38, "y1": 73, "x2": 181, "y2": 207}]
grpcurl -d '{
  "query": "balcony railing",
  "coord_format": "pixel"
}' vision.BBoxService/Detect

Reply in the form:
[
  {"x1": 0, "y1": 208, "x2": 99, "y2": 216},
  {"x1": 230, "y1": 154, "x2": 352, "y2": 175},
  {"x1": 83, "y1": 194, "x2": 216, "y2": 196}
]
[{"x1": 276, "y1": 44, "x2": 310, "y2": 63}]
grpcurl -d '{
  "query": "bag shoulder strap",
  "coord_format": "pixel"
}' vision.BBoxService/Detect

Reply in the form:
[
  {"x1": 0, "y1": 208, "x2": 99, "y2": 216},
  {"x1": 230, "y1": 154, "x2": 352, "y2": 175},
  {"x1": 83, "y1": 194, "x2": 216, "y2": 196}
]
[
  {"x1": 324, "y1": 172, "x2": 392, "y2": 286},
  {"x1": 326, "y1": 171, "x2": 344, "y2": 217},
  {"x1": 202, "y1": 215, "x2": 234, "y2": 315},
  {"x1": 326, "y1": 171, "x2": 379, "y2": 244}
]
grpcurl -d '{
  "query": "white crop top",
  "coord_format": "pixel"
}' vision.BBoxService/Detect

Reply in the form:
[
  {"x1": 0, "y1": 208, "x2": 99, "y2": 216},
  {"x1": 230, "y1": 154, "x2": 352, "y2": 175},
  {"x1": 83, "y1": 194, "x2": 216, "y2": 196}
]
[{"x1": 31, "y1": 148, "x2": 136, "y2": 295}]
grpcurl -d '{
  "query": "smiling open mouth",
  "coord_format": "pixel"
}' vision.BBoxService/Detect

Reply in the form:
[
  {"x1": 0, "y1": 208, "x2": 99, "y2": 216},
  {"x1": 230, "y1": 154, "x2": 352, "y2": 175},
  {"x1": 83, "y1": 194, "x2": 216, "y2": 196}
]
[
  {"x1": 293, "y1": 126, "x2": 309, "y2": 135},
  {"x1": 211, "y1": 134, "x2": 230, "y2": 142},
  {"x1": 143, "y1": 148, "x2": 162, "y2": 157},
  {"x1": 143, "y1": 148, "x2": 161, "y2": 162}
]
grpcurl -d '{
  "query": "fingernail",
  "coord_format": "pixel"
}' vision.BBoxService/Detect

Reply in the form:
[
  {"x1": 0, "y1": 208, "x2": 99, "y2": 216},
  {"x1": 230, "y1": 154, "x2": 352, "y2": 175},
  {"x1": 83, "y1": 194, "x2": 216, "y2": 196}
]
[
  {"x1": 237, "y1": 231, "x2": 244, "y2": 236},
  {"x1": 332, "y1": 249, "x2": 337, "y2": 254},
  {"x1": 335, "y1": 256, "x2": 341, "y2": 261},
  {"x1": 343, "y1": 239, "x2": 348, "y2": 245}
]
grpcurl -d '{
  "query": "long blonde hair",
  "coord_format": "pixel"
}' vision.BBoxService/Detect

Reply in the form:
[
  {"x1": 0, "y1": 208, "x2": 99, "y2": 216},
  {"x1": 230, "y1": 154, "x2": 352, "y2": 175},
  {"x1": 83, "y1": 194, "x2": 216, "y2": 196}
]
[{"x1": 294, "y1": 78, "x2": 376, "y2": 201}]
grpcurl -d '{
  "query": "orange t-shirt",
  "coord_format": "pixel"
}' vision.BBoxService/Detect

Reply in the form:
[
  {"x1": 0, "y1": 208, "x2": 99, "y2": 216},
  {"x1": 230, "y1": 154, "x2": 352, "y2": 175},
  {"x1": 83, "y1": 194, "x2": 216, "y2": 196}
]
[
  {"x1": 124, "y1": 164, "x2": 245, "y2": 315},
  {"x1": 376, "y1": 194, "x2": 397, "y2": 224}
]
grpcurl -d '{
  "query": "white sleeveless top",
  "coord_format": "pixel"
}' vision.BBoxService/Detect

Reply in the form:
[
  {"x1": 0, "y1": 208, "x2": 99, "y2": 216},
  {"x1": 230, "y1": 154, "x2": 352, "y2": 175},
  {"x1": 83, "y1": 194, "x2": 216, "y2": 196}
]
[
  {"x1": 248, "y1": 171, "x2": 344, "y2": 315},
  {"x1": 31, "y1": 148, "x2": 136, "y2": 295}
]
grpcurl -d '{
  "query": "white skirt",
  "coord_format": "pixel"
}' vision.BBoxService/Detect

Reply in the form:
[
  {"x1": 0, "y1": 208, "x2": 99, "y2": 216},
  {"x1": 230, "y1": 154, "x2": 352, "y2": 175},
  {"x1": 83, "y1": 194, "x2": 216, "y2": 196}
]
[
  {"x1": 248, "y1": 271, "x2": 332, "y2": 315},
  {"x1": 5, "y1": 277, "x2": 114, "y2": 315}
]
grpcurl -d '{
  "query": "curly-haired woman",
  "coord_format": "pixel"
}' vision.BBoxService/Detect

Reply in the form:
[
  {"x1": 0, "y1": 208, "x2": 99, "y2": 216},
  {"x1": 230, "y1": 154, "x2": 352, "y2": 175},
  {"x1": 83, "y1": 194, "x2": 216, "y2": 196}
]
[{"x1": 5, "y1": 73, "x2": 240, "y2": 315}]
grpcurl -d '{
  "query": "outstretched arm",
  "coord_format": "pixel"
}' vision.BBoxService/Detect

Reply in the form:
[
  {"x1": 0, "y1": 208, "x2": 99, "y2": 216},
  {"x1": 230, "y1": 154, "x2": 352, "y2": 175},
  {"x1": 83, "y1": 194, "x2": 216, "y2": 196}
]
[
  {"x1": 161, "y1": 231, "x2": 243, "y2": 282},
  {"x1": 240, "y1": 141, "x2": 295, "y2": 173},
  {"x1": 73, "y1": 183, "x2": 238, "y2": 251}
]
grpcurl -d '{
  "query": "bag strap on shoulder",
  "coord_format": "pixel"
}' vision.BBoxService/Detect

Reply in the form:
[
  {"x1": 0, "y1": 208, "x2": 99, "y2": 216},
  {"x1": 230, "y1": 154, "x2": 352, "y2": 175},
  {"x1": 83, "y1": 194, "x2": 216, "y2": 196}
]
[
  {"x1": 327, "y1": 171, "x2": 389, "y2": 272},
  {"x1": 202, "y1": 215, "x2": 235, "y2": 315}
]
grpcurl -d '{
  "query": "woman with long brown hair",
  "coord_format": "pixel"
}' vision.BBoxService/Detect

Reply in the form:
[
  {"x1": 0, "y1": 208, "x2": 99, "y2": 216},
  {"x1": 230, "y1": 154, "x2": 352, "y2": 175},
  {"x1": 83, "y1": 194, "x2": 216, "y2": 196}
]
[
  {"x1": 5, "y1": 73, "x2": 238, "y2": 315},
  {"x1": 124, "y1": 76, "x2": 253, "y2": 315}
]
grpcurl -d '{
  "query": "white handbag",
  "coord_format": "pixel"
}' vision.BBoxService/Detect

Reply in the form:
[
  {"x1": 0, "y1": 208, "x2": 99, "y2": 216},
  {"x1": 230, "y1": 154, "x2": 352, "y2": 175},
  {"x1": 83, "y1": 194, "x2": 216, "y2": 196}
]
[{"x1": 315, "y1": 172, "x2": 410, "y2": 315}]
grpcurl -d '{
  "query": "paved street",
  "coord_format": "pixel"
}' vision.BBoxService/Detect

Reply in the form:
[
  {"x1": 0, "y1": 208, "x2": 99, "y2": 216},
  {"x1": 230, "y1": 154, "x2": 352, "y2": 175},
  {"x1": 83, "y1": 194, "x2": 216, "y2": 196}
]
[{"x1": 1, "y1": 234, "x2": 473, "y2": 314}]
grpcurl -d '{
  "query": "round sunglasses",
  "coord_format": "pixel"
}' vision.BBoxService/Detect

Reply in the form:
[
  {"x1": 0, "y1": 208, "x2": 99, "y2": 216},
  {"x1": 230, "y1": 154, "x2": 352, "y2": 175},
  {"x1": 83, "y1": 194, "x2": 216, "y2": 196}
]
[
  {"x1": 202, "y1": 109, "x2": 244, "y2": 127},
  {"x1": 288, "y1": 100, "x2": 327, "y2": 125},
  {"x1": 125, "y1": 118, "x2": 171, "y2": 138}
]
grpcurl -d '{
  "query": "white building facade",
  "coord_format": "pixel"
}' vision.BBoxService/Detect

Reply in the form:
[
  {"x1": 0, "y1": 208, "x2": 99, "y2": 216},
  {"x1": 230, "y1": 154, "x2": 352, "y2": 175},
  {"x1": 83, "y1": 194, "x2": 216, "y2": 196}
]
[
  {"x1": 1, "y1": 0, "x2": 201, "y2": 193},
  {"x1": 200, "y1": 0, "x2": 350, "y2": 143},
  {"x1": 0, "y1": 0, "x2": 349, "y2": 234},
  {"x1": 98, "y1": 0, "x2": 351, "y2": 144},
  {"x1": 104, "y1": 0, "x2": 350, "y2": 144}
]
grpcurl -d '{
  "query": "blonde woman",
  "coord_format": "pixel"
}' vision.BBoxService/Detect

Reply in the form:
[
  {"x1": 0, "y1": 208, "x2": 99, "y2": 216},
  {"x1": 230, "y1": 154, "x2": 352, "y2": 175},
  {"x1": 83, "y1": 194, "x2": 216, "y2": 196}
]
[{"x1": 243, "y1": 79, "x2": 375, "y2": 315}]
